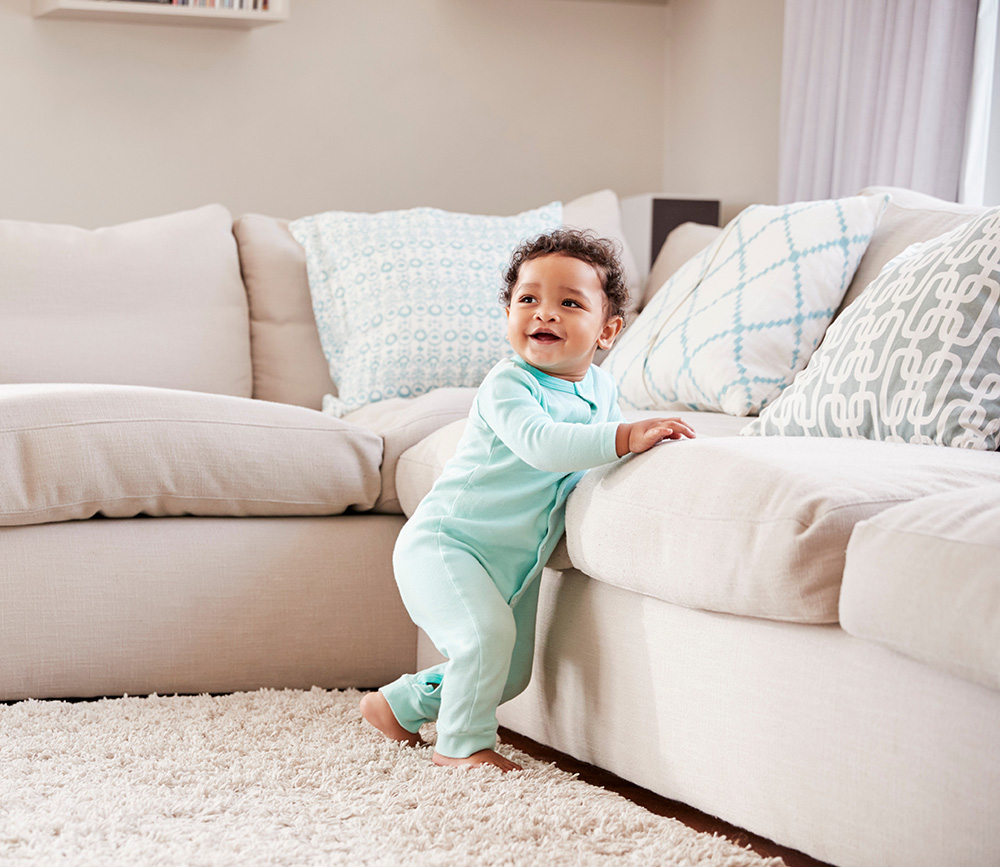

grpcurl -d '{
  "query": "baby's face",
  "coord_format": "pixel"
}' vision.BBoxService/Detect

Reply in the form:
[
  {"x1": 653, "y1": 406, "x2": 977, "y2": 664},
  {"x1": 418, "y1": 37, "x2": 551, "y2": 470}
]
[{"x1": 505, "y1": 253, "x2": 622, "y2": 382}]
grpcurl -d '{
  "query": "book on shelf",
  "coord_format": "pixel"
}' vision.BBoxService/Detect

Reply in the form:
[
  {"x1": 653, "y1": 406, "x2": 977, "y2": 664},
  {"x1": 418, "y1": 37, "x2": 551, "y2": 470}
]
[{"x1": 163, "y1": 0, "x2": 271, "y2": 8}]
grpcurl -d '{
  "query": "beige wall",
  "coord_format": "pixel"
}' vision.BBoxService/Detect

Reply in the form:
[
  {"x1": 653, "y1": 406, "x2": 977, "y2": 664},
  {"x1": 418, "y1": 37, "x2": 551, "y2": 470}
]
[
  {"x1": 663, "y1": 0, "x2": 784, "y2": 223},
  {"x1": 0, "y1": 0, "x2": 783, "y2": 229},
  {"x1": 0, "y1": 0, "x2": 669, "y2": 227}
]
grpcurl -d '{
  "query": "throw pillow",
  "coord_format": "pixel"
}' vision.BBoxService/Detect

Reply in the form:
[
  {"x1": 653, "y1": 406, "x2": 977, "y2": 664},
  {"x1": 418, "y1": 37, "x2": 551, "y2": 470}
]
[
  {"x1": 602, "y1": 194, "x2": 888, "y2": 416},
  {"x1": 742, "y1": 207, "x2": 1000, "y2": 448},
  {"x1": 290, "y1": 203, "x2": 562, "y2": 417},
  {"x1": 0, "y1": 205, "x2": 251, "y2": 397}
]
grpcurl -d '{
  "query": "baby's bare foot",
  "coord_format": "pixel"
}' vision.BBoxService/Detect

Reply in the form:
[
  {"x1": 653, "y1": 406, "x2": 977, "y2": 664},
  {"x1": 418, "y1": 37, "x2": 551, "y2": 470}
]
[
  {"x1": 359, "y1": 692, "x2": 424, "y2": 747},
  {"x1": 432, "y1": 749, "x2": 522, "y2": 773}
]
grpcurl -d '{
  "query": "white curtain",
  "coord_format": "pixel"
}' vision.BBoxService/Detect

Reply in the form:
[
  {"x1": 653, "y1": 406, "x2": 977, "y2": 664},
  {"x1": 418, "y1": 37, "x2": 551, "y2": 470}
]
[
  {"x1": 779, "y1": 0, "x2": 979, "y2": 204},
  {"x1": 960, "y1": 0, "x2": 998, "y2": 205}
]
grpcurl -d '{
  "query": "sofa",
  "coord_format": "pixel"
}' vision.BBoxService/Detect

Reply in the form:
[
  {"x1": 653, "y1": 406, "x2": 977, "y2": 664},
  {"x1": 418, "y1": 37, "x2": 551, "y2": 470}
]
[{"x1": 1, "y1": 187, "x2": 997, "y2": 867}]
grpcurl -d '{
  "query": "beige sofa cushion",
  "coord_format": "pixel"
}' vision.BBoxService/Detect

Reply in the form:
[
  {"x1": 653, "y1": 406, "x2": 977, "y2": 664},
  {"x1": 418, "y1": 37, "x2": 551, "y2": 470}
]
[
  {"x1": 837, "y1": 186, "x2": 984, "y2": 314},
  {"x1": 0, "y1": 206, "x2": 252, "y2": 397},
  {"x1": 395, "y1": 416, "x2": 576, "y2": 568},
  {"x1": 342, "y1": 387, "x2": 477, "y2": 514},
  {"x1": 234, "y1": 191, "x2": 639, "y2": 410},
  {"x1": 233, "y1": 213, "x2": 337, "y2": 410},
  {"x1": 395, "y1": 418, "x2": 469, "y2": 518},
  {"x1": 566, "y1": 437, "x2": 1000, "y2": 623},
  {"x1": 393, "y1": 408, "x2": 742, "y2": 574},
  {"x1": 841, "y1": 486, "x2": 1000, "y2": 691},
  {"x1": 561, "y1": 189, "x2": 641, "y2": 321},
  {"x1": 0, "y1": 384, "x2": 382, "y2": 526},
  {"x1": 641, "y1": 221, "x2": 723, "y2": 311},
  {"x1": 394, "y1": 409, "x2": 747, "y2": 518}
]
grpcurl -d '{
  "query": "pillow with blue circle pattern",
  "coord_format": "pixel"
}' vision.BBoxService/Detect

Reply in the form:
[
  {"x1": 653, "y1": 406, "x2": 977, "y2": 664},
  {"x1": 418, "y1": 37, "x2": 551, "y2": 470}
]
[
  {"x1": 602, "y1": 194, "x2": 888, "y2": 416},
  {"x1": 290, "y1": 203, "x2": 562, "y2": 417}
]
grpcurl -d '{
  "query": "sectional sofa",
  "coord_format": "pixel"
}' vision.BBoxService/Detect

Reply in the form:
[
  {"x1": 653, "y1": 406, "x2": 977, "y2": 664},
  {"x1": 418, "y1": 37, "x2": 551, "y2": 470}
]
[{"x1": 1, "y1": 187, "x2": 997, "y2": 867}]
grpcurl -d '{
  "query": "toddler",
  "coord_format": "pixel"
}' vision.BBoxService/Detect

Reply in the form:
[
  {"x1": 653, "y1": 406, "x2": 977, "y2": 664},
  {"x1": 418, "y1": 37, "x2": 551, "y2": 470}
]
[{"x1": 361, "y1": 229, "x2": 695, "y2": 771}]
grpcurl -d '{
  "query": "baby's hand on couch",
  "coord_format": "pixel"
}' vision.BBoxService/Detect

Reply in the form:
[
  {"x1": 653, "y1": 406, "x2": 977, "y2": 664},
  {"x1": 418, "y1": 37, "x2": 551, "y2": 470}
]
[{"x1": 616, "y1": 418, "x2": 696, "y2": 457}]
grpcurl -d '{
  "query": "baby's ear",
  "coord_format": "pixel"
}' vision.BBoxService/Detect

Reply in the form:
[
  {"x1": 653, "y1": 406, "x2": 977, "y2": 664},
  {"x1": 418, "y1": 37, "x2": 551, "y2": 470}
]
[{"x1": 598, "y1": 315, "x2": 624, "y2": 349}]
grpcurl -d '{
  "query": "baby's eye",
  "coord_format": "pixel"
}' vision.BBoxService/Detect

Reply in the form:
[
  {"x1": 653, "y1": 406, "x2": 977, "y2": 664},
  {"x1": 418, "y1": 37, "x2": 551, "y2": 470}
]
[
  {"x1": 562, "y1": 299, "x2": 582, "y2": 308},
  {"x1": 517, "y1": 294, "x2": 536, "y2": 304}
]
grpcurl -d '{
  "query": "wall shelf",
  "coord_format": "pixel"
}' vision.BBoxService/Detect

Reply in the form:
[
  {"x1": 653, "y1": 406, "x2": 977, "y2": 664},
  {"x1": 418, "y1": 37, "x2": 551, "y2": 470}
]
[{"x1": 32, "y1": 0, "x2": 289, "y2": 29}]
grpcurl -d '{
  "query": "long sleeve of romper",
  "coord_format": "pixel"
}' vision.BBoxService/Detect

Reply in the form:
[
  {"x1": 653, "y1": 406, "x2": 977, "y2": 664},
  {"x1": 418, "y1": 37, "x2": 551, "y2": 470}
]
[{"x1": 477, "y1": 364, "x2": 622, "y2": 474}]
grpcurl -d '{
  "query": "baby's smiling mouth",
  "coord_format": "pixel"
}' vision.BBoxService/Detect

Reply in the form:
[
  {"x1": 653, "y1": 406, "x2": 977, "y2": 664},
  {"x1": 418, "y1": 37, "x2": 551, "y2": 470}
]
[{"x1": 529, "y1": 330, "x2": 561, "y2": 344}]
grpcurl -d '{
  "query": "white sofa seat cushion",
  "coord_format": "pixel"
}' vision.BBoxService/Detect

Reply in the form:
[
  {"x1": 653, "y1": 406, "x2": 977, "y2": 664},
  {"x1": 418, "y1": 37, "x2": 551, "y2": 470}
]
[
  {"x1": 0, "y1": 385, "x2": 382, "y2": 526},
  {"x1": 0, "y1": 205, "x2": 252, "y2": 397},
  {"x1": 566, "y1": 437, "x2": 1000, "y2": 623},
  {"x1": 841, "y1": 486, "x2": 1000, "y2": 691},
  {"x1": 342, "y1": 387, "x2": 477, "y2": 514},
  {"x1": 395, "y1": 418, "x2": 468, "y2": 519},
  {"x1": 394, "y1": 409, "x2": 747, "y2": 519},
  {"x1": 394, "y1": 410, "x2": 746, "y2": 574}
]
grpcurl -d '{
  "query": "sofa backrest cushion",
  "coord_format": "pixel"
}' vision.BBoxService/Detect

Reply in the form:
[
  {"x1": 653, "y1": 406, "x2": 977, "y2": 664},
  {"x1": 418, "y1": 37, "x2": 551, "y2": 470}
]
[
  {"x1": 234, "y1": 190, "x2": 639, "y2": 410},
  {"x1": 640, "y1": 221, "x2": 723, "y2": 312},
  {"x1": 561, "y1": 189, "x2": 642, "y2": 322},
  {"x1": 232, "y1": 213, "x2": 337, "y2": 410},
  {"x1": 0, "y1": 205, "x2": 252, "y2": 397},
  {"x1": 837, "y1": 186, "x2": 985, "y2": 315}
]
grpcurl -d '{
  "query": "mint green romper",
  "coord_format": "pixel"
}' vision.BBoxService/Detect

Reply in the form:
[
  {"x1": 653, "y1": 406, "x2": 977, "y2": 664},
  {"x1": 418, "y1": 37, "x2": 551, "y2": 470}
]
[{"x1": 380, "y1": 355, "x2": 624, "y2": 758}]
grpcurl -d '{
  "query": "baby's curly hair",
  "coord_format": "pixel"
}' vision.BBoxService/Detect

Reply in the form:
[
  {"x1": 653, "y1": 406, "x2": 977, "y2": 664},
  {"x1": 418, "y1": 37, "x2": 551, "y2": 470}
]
[{"x1": 500, "y1": 229, "x2": 630, "y2": 321}]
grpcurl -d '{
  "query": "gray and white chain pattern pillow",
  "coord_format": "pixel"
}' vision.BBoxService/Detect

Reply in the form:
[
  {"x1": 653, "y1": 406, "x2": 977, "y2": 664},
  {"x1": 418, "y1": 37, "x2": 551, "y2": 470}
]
[{"x1": 743, "y1": 207, "x2": 1000, "y2": 448}]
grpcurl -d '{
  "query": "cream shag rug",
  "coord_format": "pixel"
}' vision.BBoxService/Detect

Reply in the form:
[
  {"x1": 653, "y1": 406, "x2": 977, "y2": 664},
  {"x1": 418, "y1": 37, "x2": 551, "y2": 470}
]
[{"x1": 0, "y1": 688, "x2": 787, "y2": 866}]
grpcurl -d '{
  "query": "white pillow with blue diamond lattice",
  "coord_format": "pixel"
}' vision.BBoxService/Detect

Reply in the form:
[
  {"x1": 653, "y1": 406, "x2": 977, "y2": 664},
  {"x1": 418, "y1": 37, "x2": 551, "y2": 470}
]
[
  {"x1": 290, "y1": 202, "x2": 561, "y2": 417},
  {"x1": 603, "y1": 194, "x2": 888, "y2": 416},
  {"x1": 742, "y1": 206, "x2": 1000, "y2": 449}
]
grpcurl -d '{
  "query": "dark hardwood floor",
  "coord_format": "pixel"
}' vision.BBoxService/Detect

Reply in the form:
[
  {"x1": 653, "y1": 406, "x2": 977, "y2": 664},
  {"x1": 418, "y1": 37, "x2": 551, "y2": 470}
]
[{"x1": 499, "y1": 727, "x2": 835, "y2": 867}]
